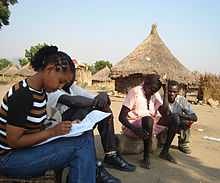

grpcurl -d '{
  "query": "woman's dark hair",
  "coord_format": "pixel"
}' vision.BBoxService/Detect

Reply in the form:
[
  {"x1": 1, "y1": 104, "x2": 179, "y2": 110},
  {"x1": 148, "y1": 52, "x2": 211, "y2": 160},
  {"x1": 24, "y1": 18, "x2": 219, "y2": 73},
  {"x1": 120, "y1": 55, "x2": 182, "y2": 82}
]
[
  {"x1": 31, "y1": 45, "x2": 75, "y2": 74},
  {"x1": 143, "y1": 74, "x2": 162, "y2": 90}
]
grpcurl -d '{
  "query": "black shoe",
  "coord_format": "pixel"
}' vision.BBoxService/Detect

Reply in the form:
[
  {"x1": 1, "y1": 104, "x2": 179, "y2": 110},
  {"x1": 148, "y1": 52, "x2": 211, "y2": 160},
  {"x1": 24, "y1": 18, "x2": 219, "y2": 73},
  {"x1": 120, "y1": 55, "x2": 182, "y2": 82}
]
[
  {"x1": 96, "y1": 161, "x2": 121, "y2": 183},
  {"x1": 104, "y1": 153, "x2": 136, "y2": 172},
  {"x1": 159, "y1": 152, "x2": 177, "y2": 164},
  {"x1": 140, "y1": 158, "x2": 151, "y2": 169}
]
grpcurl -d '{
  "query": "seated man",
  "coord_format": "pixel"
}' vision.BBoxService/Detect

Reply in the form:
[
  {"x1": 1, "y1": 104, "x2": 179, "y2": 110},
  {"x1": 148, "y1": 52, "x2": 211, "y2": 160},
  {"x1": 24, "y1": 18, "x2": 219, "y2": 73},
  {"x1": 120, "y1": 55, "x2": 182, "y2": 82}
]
[
  {"x1": 159, "y1": 80, "x2": 197, "y2": 159},
  {"x1": 119, "y1": 74, "x2": 169, "y2": 169},
  {"x1": 47, "y1": 66, "x2": 136, "y2": 183}
]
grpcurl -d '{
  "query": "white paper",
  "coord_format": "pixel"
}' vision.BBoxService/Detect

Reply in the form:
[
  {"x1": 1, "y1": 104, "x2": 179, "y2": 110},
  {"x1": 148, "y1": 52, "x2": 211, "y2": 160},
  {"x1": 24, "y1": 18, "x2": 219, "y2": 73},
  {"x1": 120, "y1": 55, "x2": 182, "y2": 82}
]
[{"x1": 36, "y1": 110, "x2": 111, "y2": 146}]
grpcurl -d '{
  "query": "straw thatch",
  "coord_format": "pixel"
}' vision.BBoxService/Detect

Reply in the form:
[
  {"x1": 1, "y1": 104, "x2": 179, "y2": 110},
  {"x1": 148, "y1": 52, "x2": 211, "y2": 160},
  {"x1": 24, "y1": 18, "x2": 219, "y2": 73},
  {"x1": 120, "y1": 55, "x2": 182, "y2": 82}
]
[
  {"x1": 92, "y1": 66, "x2": 111, "y2": 82},
  {"x1": 16, "y1": 63, "x2": 36, "y2": 77},
  {"x1": 0, "y1": 66, "x2": 10, "y2": 75},
  {"x1": 199, "y1": 73, "x2": 220, "y2": 102},
  {"x1": 91, "y1": 66, "x2": 114, "y2": 90},
  {"x1": 111, "y1": 24, "x2": 194, "y2": 92},
  {"x1": 112, "y1": 24, "x2": 193, "y2": 80},
  {"x1": 0, "y1": 64, "x2": 19, "y2": 76}
]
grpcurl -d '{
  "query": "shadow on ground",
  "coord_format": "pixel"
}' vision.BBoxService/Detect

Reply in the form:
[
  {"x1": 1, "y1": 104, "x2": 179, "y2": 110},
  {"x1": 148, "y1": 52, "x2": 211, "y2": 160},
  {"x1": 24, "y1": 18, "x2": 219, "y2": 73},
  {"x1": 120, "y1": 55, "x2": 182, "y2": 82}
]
[{"x1": 95, "y1": 135, "x2": 220, "y2": 183}]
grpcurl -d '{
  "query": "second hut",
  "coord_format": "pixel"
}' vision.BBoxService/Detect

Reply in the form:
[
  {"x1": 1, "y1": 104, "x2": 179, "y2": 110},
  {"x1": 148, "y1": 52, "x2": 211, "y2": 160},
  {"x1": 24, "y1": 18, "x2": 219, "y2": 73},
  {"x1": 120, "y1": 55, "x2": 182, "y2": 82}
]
[{"x1": 92, "y1": 66, "x2": 114, "y2": 90}]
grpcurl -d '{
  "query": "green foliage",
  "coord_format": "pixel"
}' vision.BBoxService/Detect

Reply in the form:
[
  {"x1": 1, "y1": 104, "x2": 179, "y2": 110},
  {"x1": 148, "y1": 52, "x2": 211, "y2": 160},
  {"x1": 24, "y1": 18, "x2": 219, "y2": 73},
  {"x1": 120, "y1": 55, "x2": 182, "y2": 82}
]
[
  {"x1": 88, "y1": 60, "x2": 112, "y2": 74},
  {"x1": 88, "y1": 64, "x2": 96, "y2": 74},
  {"x1": 19, "y1": 43, "x2": 48, "y2": 66},
  {"x1": 25, "y1": 43, "x2": 48, "y2": 62},
  {"x1": 0, "y1": 58, "x2": 12, "y2": 70},
  {"x1": 18, "y1": 57, "x2": 29, "y2": 67},
  {"x1": 94, "y1": 60, "x2": 112, "y2": 73},
  {"x1": 0, "y1": 0, "x2": 18, "y2": 29}
]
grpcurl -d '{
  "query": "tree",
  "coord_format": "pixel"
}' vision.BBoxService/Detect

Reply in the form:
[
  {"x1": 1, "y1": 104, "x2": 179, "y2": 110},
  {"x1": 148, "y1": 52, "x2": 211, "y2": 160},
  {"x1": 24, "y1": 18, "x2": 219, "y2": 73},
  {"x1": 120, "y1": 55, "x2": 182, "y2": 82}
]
[
  {"x1": 94, "y1": 60, "x2": 112, "y2": 74},
  {"x1": 18, "y1": 57, "x2": 29, "y2": 67},
  {"x1": 0, "y1": 58, "x2": 12, "y2": 70},
  {"x1": 19, "y1": 43, "x2": 48, "y2": 66},
  {"x1": 87, "y1": 64, "x2": 96, "y2": 74},
  {"x1": 0, "y1": 0, "x2": 18, "y2": 29}
]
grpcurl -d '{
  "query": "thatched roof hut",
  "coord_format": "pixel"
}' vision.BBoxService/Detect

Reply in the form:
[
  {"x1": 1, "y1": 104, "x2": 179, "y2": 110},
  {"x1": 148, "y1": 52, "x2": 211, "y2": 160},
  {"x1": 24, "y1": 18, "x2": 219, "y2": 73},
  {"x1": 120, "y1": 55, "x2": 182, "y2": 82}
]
[
  {"x1": 0, "y1": 66, "x2": 10, "y2": 75},
  {"x1": 16, "y1": 63, "x2": 36, "y2": 77},
  {"x1": 92, "y1": 66, "x2": 114, "y2": 90},
  {"x1": 111, "y1": 24, "x2": 194, "y2": 93},
  {"x1": 92, "y1": 66, "x2": 111, "y2": 82},
  {"x1": 0, "y1": 64, "x2": 19, "y2": 76},
  {"x1": 73, "y1": 59, "x2": 92, "y2": 87}
]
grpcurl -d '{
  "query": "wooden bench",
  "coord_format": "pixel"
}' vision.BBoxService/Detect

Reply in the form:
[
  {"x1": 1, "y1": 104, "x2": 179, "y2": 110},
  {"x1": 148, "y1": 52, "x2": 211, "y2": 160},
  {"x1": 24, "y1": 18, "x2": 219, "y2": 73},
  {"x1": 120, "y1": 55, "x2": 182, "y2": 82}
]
[{"x1": 0, "y1": 170, "x2": 62, "y2": 183}]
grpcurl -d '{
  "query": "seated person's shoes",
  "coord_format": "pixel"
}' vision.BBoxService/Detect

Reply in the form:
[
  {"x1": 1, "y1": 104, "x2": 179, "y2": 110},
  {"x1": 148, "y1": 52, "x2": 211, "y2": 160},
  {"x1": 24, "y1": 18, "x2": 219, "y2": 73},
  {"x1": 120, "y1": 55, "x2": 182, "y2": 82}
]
[
  {"x1": 96, "y1": 161, "x2": 121, "y2": 183},
  {"x1": 104, "y1": 153, "x2": 136, "y2": 172},
  {"x1": 140, "y1": 158, "x2": 151, "y2": 169},
  {"x1": 159, "y1": 152, "x2": 177, "y2": 164},
  {"x1": 178, "y1": 145, "x2": 191, "y2": 154}
]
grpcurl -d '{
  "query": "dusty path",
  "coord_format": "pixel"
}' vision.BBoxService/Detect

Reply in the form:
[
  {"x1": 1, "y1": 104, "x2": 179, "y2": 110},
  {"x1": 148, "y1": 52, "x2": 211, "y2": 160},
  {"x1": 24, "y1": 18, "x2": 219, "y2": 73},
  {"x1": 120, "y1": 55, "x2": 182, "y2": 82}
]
[
  {"x1": 0, "y1": 85, "x2": 219, "y2": 183},
  {"x1": 95, "y1": 96, "x2": 220, "y2": 183}
]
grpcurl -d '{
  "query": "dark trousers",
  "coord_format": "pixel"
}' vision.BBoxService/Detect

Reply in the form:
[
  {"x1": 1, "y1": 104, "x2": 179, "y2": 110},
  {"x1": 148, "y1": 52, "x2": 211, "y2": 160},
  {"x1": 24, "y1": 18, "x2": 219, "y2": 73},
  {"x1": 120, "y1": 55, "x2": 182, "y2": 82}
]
[
  {"x1": 62, "y1": 106, "x2": 117, "y2": 153},
  {"x1": 158, "y1": 113, "x2": 191, "y2": 153}
]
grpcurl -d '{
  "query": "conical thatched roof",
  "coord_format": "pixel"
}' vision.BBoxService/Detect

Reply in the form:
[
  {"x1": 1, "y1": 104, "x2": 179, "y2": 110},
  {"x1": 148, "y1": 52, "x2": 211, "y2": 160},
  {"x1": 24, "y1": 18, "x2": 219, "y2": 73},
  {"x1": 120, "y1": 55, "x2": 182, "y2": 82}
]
[
  {"x1": 111, "y1": 24, "x2": 194, "y2": 83},
  {"x1": 0, "y1": 64, "x2": 19, "y2": 76},
  {"x1": 16, "y1": 63, "x2": 36, "y2": 77},
  {"x1": 92, "y1": 66, "x2": 111, "y2": 82},
  {"x1": 0, "y1": 65, "x2": 11, "y2": 75}
]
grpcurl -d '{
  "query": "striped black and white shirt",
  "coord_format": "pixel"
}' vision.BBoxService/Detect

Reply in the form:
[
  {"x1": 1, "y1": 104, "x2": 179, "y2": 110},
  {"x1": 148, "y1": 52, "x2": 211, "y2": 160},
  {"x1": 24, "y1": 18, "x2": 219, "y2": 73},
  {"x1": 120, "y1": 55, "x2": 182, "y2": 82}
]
[{"x1": 0, "y1": 80, "x2": 47, "y2": 153}]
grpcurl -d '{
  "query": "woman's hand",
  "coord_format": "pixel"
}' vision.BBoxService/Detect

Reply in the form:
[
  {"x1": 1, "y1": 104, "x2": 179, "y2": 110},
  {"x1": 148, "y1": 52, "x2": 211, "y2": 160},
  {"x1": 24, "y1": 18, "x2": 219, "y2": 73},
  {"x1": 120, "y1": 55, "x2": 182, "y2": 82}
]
[{"x1": 49, "y1": 121, "x2": 73, "y2": 136}]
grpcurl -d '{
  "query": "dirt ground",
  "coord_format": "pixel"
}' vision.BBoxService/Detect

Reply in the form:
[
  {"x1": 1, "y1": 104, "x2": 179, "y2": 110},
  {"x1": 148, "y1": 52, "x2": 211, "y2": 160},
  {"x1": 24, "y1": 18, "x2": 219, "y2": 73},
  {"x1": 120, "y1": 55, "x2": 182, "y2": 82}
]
[
  {"x1": 0, "y1": 84, "x2": 220, "y2": 183},
  {"x1": 96, "y1": 96, "x2": 220, "y2": 183}
]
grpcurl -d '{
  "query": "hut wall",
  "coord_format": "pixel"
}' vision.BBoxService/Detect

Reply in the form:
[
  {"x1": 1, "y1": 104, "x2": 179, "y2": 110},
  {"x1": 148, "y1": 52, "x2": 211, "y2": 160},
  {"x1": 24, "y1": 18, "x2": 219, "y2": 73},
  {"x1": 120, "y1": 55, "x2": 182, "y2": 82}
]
[
  {"x1": 92, "y1": 80, "x2": 115, "y2": 91},
  {"x1": 115, "y1": 74, "x2": 144, "y2": 93},
  {"x1": 75, "y1": 68, "x2": 92, "y2": 87}
]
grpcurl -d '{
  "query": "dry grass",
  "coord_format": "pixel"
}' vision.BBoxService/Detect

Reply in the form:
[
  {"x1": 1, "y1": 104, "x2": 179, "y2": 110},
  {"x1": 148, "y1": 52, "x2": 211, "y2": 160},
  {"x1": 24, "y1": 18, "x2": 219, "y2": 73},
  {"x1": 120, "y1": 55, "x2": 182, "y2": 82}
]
[
  {"x1": 0, "y1": 75, "x2": 25, "y2": 84},
  {"x1": 200, "y1": 73, "x2": 220, "y2": 102}
]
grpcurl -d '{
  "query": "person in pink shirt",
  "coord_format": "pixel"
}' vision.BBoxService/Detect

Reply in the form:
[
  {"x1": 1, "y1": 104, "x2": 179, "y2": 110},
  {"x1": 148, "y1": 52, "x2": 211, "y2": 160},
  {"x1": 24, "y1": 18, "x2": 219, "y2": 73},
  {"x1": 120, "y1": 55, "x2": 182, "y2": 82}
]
[{"x1": 119, "y1": 74, "x2": 169, "y2": 169}]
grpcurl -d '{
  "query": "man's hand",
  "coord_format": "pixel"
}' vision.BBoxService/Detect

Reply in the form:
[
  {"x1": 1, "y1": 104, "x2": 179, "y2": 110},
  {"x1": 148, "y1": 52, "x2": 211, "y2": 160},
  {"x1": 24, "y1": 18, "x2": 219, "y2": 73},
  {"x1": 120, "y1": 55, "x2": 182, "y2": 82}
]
[
  {"x1": 132, "y1": 127, "x2": 149, "y2": 140},
  {"x1": 160, "y1": 74, "x2": 168, "y2": 91},
  {"x1": 161, "y1": 80, "x2": 168, "y2": 92},
  {"x1": 93, "y1": 92, "x2": 111, "y2": 109}
]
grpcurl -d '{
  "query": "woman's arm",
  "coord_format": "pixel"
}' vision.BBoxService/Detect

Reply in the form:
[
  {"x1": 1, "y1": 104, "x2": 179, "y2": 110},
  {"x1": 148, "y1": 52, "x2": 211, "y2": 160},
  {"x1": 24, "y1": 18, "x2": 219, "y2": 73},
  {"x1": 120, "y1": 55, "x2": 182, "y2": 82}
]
[{"x1": 6, "y1": 121, "x2": 72, "y2": 148}]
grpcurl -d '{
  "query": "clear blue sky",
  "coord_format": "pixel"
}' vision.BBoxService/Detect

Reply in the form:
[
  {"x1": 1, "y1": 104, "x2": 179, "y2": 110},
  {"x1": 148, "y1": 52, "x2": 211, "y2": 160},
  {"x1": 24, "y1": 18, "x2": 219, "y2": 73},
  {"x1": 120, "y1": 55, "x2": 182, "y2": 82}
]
[{"x1": 0, "y1": 0, "x2": 220, "y2": 74}]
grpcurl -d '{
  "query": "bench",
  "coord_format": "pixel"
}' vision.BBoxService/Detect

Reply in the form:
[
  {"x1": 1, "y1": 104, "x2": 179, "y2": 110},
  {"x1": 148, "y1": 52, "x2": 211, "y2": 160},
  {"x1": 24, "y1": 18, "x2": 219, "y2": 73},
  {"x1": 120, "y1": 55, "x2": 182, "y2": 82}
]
[{"x1": 0, "y1": 170, "x2": 62, "y2": 183}]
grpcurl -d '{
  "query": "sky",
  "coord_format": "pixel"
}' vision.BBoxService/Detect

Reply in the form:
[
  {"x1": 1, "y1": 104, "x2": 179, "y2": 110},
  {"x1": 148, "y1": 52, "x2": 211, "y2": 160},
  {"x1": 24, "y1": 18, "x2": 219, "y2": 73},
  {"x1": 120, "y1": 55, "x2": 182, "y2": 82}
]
[{"x1": 0, "y1": 0, "x2": 220, "y2": 74}]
